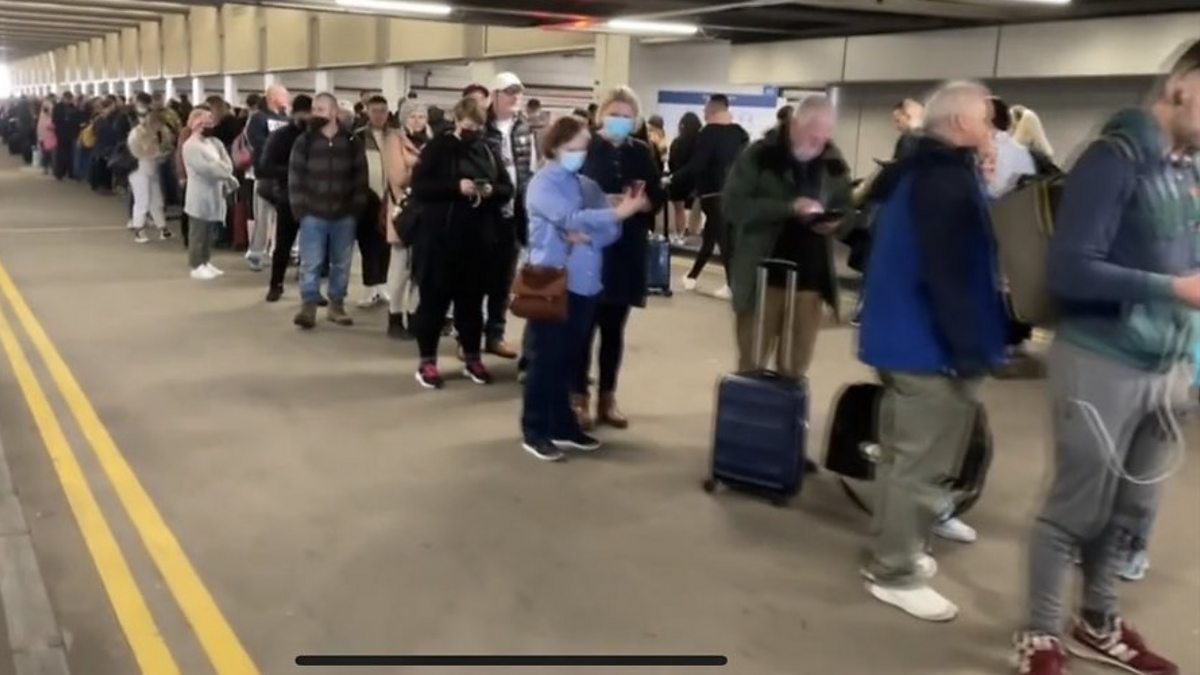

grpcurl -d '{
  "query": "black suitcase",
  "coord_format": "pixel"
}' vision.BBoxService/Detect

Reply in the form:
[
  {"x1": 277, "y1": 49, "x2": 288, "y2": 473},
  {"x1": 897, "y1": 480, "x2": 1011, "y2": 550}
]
[
  {"x1": 704, "y1": 260, "x2": 809, "y2": 506},
  {"x1": 823, "y1": 381, "x2": 993, "y2": 517}
]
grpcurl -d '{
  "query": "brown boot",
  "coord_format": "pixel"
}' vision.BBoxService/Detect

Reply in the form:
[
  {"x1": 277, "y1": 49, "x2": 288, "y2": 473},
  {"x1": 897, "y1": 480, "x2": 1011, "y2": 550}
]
[
  {"x1": 486, "y1": 338, "x2": 519, "y2": 360},
  {"x1": 571, "y1": 393, "x2": 595, "y2": 431},
  {"x1": 293, "y1": 302, "x2": 318, "y2": 330},
  {"x1": 597, "y1": 392, "x2": 629, "y2": 429},
  {"x1": 327, "y1": 302, "x2": 354, "y2": 326}
]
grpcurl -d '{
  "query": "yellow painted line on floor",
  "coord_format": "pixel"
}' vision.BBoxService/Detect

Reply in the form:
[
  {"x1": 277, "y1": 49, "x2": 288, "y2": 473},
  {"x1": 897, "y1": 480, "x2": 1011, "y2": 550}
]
[
  {"x1": 0, "y1": 262, "x2": 260, "y2": 675},
  {"x1": 0, "y1": 307, "x2": 181, "y2": 675}
]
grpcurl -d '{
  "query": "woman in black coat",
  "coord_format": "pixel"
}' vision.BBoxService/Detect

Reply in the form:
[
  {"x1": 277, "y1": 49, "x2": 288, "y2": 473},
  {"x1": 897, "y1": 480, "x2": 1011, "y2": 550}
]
[
  {"x1": 572, "y1": 86, "x2": 666, "y2": 430},
  {"x1": 409, "y1": 97, "x2": 514, "y2": 390},
  {"x1": 667, "y1": 111, "x2": 702, "y2": 242}
]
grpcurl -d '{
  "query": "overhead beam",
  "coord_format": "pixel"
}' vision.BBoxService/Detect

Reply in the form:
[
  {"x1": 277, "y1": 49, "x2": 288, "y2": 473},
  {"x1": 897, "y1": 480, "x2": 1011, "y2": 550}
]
[
  {"x1": 0, "y1": 1, "x2": 165, "y2": 20},
  {"x1": 0, "y1": 18, "x2": 119, "y2": 32},
  {"x1": 0, "y1": 11, "x2": 144, "y2": 27},
  {"x1": 4, "y1": 0, "x2": 191, "y2": 15},
  {"x1": 788, "y1": 0, "x2": 1030, "y2": 21}
]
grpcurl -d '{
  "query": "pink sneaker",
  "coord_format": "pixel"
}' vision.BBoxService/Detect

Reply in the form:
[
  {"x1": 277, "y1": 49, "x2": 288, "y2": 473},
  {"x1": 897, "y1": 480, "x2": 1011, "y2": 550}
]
[
  {"x1": 1013, "y1": 633, "x2": 1066, "y2": 675},
  {"x1": 1069, "y1": 617, "x2": 1178, "y2": 675}
]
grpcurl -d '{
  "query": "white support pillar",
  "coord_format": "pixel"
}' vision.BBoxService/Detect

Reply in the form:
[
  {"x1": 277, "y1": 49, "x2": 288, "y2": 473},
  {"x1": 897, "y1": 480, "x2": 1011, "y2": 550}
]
[
  {"x1": 594, "y1": 34, "x2": 634, "y2": 96},
  {"x1": 313, "y1": 70, "x2": 334, "y2": 95},
  {"x1": 223, "y1": 75, "x2": 237, "y2": 104},
  {"x1": 123, "y1": 80, "x2": 134, "y2": 100},
  {"x1": 191, "y1": 77, "x2": 204, "y2": 105},
  {"x1": 142, "y1": 78, "x2": 153, "y2": 95},
  {"x1": 466, "y1": 60, "x2": 496, "y2": 89},
  {"x1": 263, "y1": 72, "x2": 277, "y2": 91},
  {"x1": 164, "y1": 78, "x2": 177, "y2": 102},
  {"x1": 380, "y1": 65, "x2": 409, "y2": 109}
]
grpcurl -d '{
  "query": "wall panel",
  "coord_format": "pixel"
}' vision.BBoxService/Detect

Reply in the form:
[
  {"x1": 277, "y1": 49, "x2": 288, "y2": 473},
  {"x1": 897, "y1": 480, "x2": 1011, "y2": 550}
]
[
  {"x1": 730, "y1": 37, "x2": 845, "y2": 86},
  {"x1": 105, "y1": 33, "x2": 121, "y2": 79},
  {"x1": 77, "y1": 42, "x2": 92, "y2": 81},
  {"x1": 162, "y1": 14, "x2": 188, "y2": 77},
  {"x1": 188, "y1": 6, "x2": 220, "y2": 75},
  {"x1": 483, "y1": 27, "x2": 592, "y2": 57},
  {"x1": 386, "y1": 18, "x2": 467, "y2": 63},
  {"x1": 121, "y1": 28, "x2": 140, "y2": 79},
  {"x1": 65, "y1": 45, "x2": 78, "y2": 82},
  {"x1": 222, "y1": 4, "x2": 260, "y2": 74},
  {"x1": 316, "y1": 13, "x2": 378, "y2": 67},
  {"x1": 263, "y1": 8, "x2": 310, "y2": 71},
  {"x1": 997, "y1": 13, "x2": 1200, "y2": 78},
  {"x1": 140, "y1": 21, "x2": 161, "y2": 79},
  {"x1": 844, "y1": 27, "x2": 998, "y2": 82}
]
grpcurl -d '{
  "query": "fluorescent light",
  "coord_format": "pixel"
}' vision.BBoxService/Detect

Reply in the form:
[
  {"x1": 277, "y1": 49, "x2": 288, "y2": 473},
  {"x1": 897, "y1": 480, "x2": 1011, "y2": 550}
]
[
  {"x1": 335, "y1": 0, "x2": 453, "y2": 16},
  {"x1": 606, "y1": 18, "x2": 699, "y2": 36},
  {"x1": 1006, "y1": 0, "x2": 1071, "y2": 4}
]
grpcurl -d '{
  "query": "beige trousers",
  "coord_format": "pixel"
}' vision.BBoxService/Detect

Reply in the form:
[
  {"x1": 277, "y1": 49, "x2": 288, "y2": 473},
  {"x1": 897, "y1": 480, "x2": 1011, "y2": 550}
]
[{"x1": 735, "y1": 287, "x2": 824, "y2": 378}]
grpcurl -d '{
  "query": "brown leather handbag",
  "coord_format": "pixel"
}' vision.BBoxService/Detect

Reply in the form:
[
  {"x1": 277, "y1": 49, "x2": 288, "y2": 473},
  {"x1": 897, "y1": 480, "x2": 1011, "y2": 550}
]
[{"x1": 509, "y1": 264, "x2": 568, "y2": 321}]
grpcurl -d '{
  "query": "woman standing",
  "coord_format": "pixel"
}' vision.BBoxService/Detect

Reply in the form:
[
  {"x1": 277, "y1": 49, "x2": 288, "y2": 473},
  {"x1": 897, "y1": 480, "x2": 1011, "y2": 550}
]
[
  {"x1": 127, "y1": 107, "x2": 175, "y2": 243},
  {"x1": 181, "y1": 108, "x2": 238, "y2": 280},
  {"x1": 520, "y1": 116, "x2": 647, "y2": 461},
  {"x1": 667, "y1": 112, "x2": 702, "y2": 243},
  {"x1": 573, "y1": 86, "x2": 666, "y2": 430},
  {"x1": 383, "y1": 101, "x2": 429, "y2": 339},
  {"x1": 409, "y1": 98, "x2": 513, "y2": 389},
  {"x1": 36, "y1": 101, "x2": 55, "y2": 175}
]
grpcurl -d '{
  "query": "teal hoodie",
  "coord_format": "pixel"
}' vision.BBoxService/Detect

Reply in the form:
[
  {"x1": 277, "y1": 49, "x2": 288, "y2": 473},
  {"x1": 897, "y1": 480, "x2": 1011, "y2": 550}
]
[{"x1": 1047, "y1": 108, "x2": 1199, "y2": 372}]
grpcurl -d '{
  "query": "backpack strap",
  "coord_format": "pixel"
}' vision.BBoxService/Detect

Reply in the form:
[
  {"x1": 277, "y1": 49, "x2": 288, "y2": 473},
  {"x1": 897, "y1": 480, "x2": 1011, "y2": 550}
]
[{"x1": 1103, "y1": 130, "x2": 1142, "y2": 165}]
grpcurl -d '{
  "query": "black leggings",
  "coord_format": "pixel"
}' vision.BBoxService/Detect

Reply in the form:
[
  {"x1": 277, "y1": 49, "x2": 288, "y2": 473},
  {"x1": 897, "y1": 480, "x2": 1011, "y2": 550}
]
[
  {"x1": 269, "y1": 206, "x2": 300, "y2": 289},
  {"x1": 575, "y1": 303, "x2": 631, "y2": 394},
  {"x1": 416, "y1": 276, "x2": 484, "y2": 361},
  {"x1": 357, "y1": 216, "x2": 391, "y2": 287},
  {"x1": 686, "y1": 196, "x2": 729, "y2": 284}
]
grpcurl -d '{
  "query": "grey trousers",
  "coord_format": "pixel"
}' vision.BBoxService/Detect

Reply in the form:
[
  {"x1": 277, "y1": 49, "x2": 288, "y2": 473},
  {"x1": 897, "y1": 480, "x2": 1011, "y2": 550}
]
[
  {"x1": 188, "y1": 219, "x2": 218, "y2": 269},
  {"x1": 865, "y1": 371, "x2": 982, "y2": 586},
  {"x1": 1026, "y1": 340, "x2": 1191, "y2": 634},
  {"x1": 249, "y1": 193, "x2": 276, "y2": 259}
]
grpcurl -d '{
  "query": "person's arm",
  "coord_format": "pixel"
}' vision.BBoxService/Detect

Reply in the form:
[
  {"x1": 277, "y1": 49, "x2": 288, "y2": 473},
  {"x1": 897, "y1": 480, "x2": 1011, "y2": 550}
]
[
  {"x1": 288, "y1": 135, "x2": 310, "y2": 220},
  {"x1": 486, "y1": 147, "x2": 515, "y2": 205},
  {"x1": 526, "y1": 173, "x2": 619, "y2": 237},
  {"x1": 183, "y1": 140, "x2": 234, "y2": 182},
  {"x1": 350, "y1": 137, "x2": 370, "y2": 215},
  {"x1": 383, "y1": 132, "x2": 411, "y2": 195},
  {"x1": 409, "y1": 142, "x2": 460, "y2": 202},
  {"x1": 246, "y1": 114, "x2": 268, "y2": 159},
  {"x1": 720, "y1": 148, "x2": 794, "y2": 232},
  {"x1": 671, "y1": 126, "x2": 713, "y2": 186},
  {"x1": 910, "y1": 162, "x2": 994, "y2": 377},
  {"x1": 255, "y1": 128, "x2": 285, "y2": 180},
  {"x1": 1047, "y1": 140, "x2": 1173, "y2": 303},
  {"x1": 580, "y1": 178, "x2": 622, "y2": 249}
]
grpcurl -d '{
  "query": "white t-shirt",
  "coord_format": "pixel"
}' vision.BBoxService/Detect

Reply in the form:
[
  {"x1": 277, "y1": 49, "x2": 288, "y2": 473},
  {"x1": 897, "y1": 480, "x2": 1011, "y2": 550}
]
[{"x1": 496, "y1": 117, "x2": 517, "y2": 217}]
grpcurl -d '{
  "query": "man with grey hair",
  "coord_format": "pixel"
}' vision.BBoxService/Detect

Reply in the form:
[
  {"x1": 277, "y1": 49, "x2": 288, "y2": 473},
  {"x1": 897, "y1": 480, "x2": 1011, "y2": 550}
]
[
  {"x1": 245, "y1": 83, "x2": 291, "y2": 271},
  {"x1": 856, "y1": 80, "x2": 1006, "y2": 622}
]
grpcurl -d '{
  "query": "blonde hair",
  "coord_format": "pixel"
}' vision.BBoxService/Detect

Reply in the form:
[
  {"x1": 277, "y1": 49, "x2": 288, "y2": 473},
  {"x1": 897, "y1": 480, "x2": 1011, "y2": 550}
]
[
  {"x1": 1011, "y1": 107, "x2": 1054, "y2": 159},
  {"x1": 597, "y1": 85, "x2": 642, "y2": 119}
]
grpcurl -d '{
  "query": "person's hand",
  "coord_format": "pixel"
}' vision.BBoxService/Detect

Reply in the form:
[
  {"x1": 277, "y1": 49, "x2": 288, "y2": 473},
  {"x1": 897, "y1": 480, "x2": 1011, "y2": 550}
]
[
  {"x1": 1171, "y1": 273, "x2": 1200, "y2": 309},
  {"x1": 459, "y1": 179, "x2": 477, "y2": 198},
  {"x1": 479, "y1": 182, "x2": 494, "y2": 198},
  {"x1": 563, "y1": 231, "x2": 591, "y2": 245},
  {"x1": 811, "y1": 217, "x2": 841, "y2": 235},
  {"x1": 792, "y1": 197, "x2": 824, "y2": 217},
  {"x1": 614, "y1": 187, "x2": 649, "y2": 220}
]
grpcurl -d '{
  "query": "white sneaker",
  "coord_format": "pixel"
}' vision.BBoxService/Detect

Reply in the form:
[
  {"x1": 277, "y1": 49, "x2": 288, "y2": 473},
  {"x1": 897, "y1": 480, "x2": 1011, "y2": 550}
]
[
  {"x1": 375, "y1": 284, "x2": 392, "y2": 304},
  {"x1": 866, "y1": 582, "x2": 958, "y2": 622},
  {"x1": 133, "y1": 230, "x2": 150, "y2": 244},
  {"x1": 713, "y1": 284, "x2": 733, "y2": 300},
  {"x1": 933, "y1": 516, "x2": 977, "y2": 544},
  {"x1": 681, "y1": 275, "x2": 698, "y2": 292},
  {"x1": 190, "y1": 266, "x2": 217, "y2": 281},
  {"x1": 126, "y1": 219, "x2": 137, "y2": 230},
  {"x1": 357, "y1": 288, "x2": 384, "y2": 309},
  {"x1": 203, "y1": 263, "x2": 224, "y2": 277},
  {"x1": 860, "y1": 553, "x2": 937, "y2": 584}
]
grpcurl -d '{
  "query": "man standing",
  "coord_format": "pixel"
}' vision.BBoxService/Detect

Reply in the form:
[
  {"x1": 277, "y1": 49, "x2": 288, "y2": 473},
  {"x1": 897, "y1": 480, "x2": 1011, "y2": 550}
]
[
  {"x1": 856, "y1": 81, "x2": 1006, "y2": 622},
  {"x1": 676, "y1": 94, "x2": 750, "y2": 297},
  {"x1": 354, "y1": 95, "x2": 394, "y2": 309},
  {"x1": 288, "y1": 93, "x2": 369, "y2": 329},
  {"x1": 244, "y1": 84, "x2": 291, "y2": 271},
  {"x1": 891, "y1": 98, "x2": 924, "y2": 160},
  {"x1": 51, "y1": 91, "x2": 82, "y2": 180},
  {"x1": 1013, "y1": 41, "x2": 1200, "y2": 675},
  {"x1": 481, "y1": 72, "x2": 536, "y2": 359},
  {"x1": 258, "y1": 94, "x2": 312, "y2": 303}
]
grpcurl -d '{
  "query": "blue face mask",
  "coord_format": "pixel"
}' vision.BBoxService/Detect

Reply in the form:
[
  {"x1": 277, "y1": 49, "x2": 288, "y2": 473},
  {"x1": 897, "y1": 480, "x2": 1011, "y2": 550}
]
[
  {"x1": 602, "y1": 115, "x2": 635, "y2": 142},
  {"x1": 559, "y1": 150, "x2": 587, "y2": 173}
]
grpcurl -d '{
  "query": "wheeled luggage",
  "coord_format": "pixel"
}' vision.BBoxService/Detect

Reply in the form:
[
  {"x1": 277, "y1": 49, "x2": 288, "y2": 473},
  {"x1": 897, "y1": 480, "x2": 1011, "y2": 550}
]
[
  {"x1": 823, "y1": 381, "x2": 993, "y2": 517},
  {"x1": 646, "y1": 234, "x2": 672, "y2": 297},
  {"x1": 704, "y1": 260, "x2": 808, "y2": 506}
]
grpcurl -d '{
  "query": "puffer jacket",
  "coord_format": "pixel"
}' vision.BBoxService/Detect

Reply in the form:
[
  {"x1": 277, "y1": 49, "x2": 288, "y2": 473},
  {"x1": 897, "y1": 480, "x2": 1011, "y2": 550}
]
[{"x1": 128, "y1": 123, "x2": 174, "y2": 162}]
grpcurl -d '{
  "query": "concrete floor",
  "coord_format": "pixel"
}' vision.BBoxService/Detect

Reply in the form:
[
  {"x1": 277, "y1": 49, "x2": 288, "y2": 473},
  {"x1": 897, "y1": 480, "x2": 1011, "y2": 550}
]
[{"x1": 0, "y1": 155, "x2": 1196, "y2": 675}]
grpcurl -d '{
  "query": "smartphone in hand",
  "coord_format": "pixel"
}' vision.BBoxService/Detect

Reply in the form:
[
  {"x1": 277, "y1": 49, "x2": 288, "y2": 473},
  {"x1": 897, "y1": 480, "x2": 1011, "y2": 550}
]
[{"x1": 629, "y1": 180, "x2": 647, "y2": 197}]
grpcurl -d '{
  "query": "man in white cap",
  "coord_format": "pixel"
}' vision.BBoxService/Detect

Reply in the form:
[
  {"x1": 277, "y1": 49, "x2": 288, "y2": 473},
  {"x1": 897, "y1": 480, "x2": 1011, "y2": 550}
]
[{"x1": 479, "y1": 71, "x2": 537, "y2": 359}]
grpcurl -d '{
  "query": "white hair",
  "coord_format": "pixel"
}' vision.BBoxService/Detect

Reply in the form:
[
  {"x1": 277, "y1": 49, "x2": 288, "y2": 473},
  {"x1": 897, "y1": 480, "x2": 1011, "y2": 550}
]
[
  {"x1": 923, "y1": 80, "x2": 991, "y2": 131},
  {"x1": 1012, "y1": 107, "x2": 1054, "y2": 159},
  {"x1": 792, "y1": 93, "x2": 833, "y2": 123}
]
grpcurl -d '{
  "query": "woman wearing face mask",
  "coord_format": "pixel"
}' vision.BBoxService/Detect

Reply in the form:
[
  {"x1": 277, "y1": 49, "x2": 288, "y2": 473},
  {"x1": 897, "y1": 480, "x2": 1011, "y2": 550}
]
[
  {"x1": 520, "y1": 115, "x2": 649, "y2": 462},
  {"x1": 571, "y1": 86, "x2": 666, "y2": 431},
  {"x1": 409, "y1": 97, "x2": 514, "y2": 389},
  {"x1": 382, "y1": 100, "x2": 430, "y2": 339},
  {"x1": 181, "y1": 108, "x2": 239, "y2": 280},
  {"x1": 127, "y1": 107, "x2": 175, "y2": 243}
]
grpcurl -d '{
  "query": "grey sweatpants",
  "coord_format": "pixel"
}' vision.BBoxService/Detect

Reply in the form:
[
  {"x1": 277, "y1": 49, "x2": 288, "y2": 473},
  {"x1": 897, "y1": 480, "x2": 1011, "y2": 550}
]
[
  {"x1": 188, "y1": 219, "x2": 218, "y2": 270},
  {"x1": 864, "y1": 371, "x2": 982, "y2": 586},
  {"x1": 249, "y1": 193, "x2": 276, "y2": 260},
  {"x1": 1026, "y1": 340, "x2": 1191, "y2": 634}
]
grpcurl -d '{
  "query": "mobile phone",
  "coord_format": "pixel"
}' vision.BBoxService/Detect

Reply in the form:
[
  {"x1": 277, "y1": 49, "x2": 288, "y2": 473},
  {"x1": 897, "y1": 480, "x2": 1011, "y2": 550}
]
[
  {"x1": 473, "y1": 179, "x2": 490, "y2": 190},
  {"x1": 629, "y1": 179, "x2": 647, "y2": 196},
  {"x1": 806, "y1": 209, "x2": 845, "y2": 225}
]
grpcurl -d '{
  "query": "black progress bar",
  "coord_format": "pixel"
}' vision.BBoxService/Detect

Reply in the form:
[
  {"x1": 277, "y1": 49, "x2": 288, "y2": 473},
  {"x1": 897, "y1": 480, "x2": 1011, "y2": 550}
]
[{"x1": 296, "y1": 655, "x2": 728, "y2": 667}]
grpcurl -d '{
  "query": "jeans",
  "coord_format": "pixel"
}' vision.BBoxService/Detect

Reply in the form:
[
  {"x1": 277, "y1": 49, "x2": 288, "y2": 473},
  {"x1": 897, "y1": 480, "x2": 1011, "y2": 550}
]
[
  {"x1": 298, "y1": 215, "x2": 356, "y2": 304},
  {"x1": 523, "y1": 293, "x2": 598, "y2": 441},
  {"x1": 575, "y1": 303, "x2": 632, "y2": 394}
]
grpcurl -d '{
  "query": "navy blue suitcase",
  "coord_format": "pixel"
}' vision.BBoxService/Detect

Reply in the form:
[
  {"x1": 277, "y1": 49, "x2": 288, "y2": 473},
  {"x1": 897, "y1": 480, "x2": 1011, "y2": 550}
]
[
  {"x1": 704, "y1": 260, "x2": 808, "y2": 506},
  {"x1": 646, "y1": 234, "x2": 673, "y2": 297}
]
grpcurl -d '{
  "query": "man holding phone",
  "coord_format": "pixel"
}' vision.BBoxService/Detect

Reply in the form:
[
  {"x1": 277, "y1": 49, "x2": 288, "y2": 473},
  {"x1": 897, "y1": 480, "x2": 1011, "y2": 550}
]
[{"x1": 722, "y1": 94, "x2": 853, "y2": 379}]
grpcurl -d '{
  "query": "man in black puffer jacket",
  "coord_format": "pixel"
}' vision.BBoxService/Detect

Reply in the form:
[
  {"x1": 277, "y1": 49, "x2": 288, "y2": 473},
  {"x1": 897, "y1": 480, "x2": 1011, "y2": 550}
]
[{"x1": 255, "y1": 94, "x2": 312, "y2": 303}]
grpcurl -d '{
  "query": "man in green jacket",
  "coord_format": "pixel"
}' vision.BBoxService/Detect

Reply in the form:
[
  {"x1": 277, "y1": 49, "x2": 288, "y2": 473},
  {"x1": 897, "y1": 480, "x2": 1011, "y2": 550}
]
[{"x1": 722, "y1": 94, "x2": 853, "y2": 378}]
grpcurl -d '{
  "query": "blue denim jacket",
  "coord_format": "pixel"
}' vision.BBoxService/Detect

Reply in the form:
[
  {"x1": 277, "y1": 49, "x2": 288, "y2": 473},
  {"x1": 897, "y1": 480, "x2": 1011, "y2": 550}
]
[{"x1": 525, "y1": 162, "x2": 621, "y2": 297}]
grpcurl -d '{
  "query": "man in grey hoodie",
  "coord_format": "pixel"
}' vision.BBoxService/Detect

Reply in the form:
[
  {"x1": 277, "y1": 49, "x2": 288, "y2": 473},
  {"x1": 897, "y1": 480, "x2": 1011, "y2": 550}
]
[{"x1": 1013, "y1": 40, "x2": 1200, "y2": 675}]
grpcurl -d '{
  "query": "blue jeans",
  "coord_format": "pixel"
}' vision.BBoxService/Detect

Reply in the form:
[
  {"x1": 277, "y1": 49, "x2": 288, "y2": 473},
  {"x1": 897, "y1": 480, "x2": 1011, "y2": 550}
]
[
  {"x1": 521, "y1": 293, "x2": 598, "y2": 442},
  {"x1": 298, "y1": 215, "x2": 356, "y2": 304}
]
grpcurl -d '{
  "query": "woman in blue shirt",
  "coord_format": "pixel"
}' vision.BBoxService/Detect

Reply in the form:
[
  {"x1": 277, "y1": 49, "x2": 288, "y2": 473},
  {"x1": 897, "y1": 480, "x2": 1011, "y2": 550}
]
[{"x1": 521, "y1": 116, "x2": 648, "y2": 462}]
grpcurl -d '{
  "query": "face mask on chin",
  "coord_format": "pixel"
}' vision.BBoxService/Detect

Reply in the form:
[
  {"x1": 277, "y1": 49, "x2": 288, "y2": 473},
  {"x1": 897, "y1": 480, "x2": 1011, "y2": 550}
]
[
  {"x1": 459, "y1": 128, "x2": 480, "y2": 143},
  {"x1": 308, "y1": 116, "x2": 329, "y2": 130},
  {"x1": 792, "y1": 145, "x2": 821, "y2": 163}
]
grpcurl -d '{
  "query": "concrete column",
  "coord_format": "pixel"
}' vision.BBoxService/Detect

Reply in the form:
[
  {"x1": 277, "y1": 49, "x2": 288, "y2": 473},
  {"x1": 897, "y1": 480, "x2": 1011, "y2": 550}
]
[
  {"x1": 143, "y1": 78, "x2": 153, "y2": 95},
  {"x1": 466, "y1": 60, "x2": 496, "y2": 88},
  {"x1": 594, "y1": 34, "x2": 634, "y2": 95},
  {"x1": 380, "y1": 65, "x2": 409, "y2": 109},
  {"x1": 164, "y1": 78, "x2": 177, "y2": 102},
  {"x1": 191, "y1": 77, "x2": 204, "y2": 104},
  {"x1": 123, "y1": 80, "x2": 133, "y2": 100},
  {"x1": 263, "y1": 72, "x2": 277, "y2": 90},
  {"x1": 223, "y1": 75, "x2": 237, "y2": 104},
  {"x1": 313, "y1": 70, "x2": 334, "y2": 94}
]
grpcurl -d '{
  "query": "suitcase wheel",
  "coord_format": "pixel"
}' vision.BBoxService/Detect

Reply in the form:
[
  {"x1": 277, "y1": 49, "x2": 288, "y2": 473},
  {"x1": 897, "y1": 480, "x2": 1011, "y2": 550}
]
[{"x1": 702, "y1": 478, "x2": 720, "y2": 493}]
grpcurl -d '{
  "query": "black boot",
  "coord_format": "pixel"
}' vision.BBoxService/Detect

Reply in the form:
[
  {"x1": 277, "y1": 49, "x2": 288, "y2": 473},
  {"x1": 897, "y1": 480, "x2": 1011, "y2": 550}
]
[{"x1": 387, "y1": 313, "x2": 406, "y2": 339}]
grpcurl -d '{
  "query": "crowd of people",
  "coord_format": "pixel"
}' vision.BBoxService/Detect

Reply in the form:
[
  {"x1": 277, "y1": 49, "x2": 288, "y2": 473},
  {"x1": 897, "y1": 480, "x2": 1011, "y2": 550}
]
[{"x1": 1, "y1": 38, "x2": 1198, "y2": 675}]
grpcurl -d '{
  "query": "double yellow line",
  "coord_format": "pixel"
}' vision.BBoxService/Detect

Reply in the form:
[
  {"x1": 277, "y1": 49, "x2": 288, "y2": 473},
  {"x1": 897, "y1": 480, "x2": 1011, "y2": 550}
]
[{"x1": 0, "y1": 261, "x2": 258, "y2": 674}]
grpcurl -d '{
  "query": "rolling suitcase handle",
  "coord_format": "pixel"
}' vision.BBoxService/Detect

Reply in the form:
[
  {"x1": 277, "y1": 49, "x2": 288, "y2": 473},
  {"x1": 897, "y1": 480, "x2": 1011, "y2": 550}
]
[{"x1": 753, "y1": 259, "x2": 799, "y2": 372}]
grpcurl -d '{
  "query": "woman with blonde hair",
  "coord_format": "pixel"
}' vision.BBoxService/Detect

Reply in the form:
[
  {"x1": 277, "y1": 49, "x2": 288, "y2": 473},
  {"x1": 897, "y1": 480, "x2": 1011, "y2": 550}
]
[
  {"x1": 1011, "y1": 105, "x2": 1054, "y2": 160},
  {"x1": 382, "y1": 100, "x2": 429, "y2": 339},
  {"x1": 127, "y1": 106, "x2": 175, "y2": 243},
  {"x1": 181, "y1": 107, "x2": 238, "y2": 280}
]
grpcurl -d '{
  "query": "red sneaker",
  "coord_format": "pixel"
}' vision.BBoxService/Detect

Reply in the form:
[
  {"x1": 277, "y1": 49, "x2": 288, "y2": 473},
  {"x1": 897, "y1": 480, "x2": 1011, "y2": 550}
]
[
  {"x1": 1013, "y1": 633, "x2": 1067, "y2": 675},
  {"x1": 1069, "y1": 617, "x2": 1178, "y2": 675}
]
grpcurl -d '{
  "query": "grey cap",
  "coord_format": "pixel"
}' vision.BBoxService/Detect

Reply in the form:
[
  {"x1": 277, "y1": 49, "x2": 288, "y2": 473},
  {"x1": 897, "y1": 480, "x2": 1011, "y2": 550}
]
[{"x1": 399, "y1": 99, "x2": 427, "y2": 120}]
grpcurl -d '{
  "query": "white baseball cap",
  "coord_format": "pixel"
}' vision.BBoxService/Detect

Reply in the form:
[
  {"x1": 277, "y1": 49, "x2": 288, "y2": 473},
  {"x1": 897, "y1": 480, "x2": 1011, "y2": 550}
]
[{"x1": 493, "y1": 72, "x2": 524, "y2": 93}]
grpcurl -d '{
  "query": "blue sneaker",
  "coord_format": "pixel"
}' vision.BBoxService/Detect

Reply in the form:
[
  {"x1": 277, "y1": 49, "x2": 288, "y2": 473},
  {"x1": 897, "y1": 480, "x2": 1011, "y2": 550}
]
[{"x1": 1117, "y1": 549, "x2": 1149, "y2": 582}]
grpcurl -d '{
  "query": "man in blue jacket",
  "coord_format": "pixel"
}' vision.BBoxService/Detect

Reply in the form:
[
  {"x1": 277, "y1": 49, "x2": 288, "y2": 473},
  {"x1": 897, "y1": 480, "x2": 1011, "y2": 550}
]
[
  {"x1": 1014, "y1": 40, "x2": 1200, "y2": 675},
  {"x1": 857, "y1": 80, "x2": 1006, "y2": 622}
]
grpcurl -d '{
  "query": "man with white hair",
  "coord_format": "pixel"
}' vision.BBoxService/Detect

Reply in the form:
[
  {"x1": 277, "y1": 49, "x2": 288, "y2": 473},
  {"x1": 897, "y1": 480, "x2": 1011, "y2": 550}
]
[
  {"x1": 856, "y1": 80, "x2": 1007, "y2": 622},
  {"x1": 245, "y1": 83, "x2": 291, "y2": 271}
]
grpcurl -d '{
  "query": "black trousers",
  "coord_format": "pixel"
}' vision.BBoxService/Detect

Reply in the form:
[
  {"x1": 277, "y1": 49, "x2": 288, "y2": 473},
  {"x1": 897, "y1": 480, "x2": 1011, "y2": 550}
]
[
  {"x1": 416, "y1": 274, "x2": 484, "y2": 361},
  {"x1": 356, "y1": 215, "x2": 391, "y2": 287},
  {"x1": 575, "y1": 302, "x2": 632, "y2": 394},
  {"x1": 88, "y1": 155, "x2": 112, "y2": 192},
  {"x1": 686, "y1": 196, "x2": 730, "y2": 284},
  {"x1": 53, "y1": 140, "x2": 73, "y2": 180},
  {"x1": 485, "y1": 232, "x2": 520, "y2": 341},
  {"x1": 269, "y1": 205, "x2": 300, "y2": 289}
]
